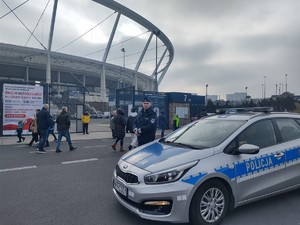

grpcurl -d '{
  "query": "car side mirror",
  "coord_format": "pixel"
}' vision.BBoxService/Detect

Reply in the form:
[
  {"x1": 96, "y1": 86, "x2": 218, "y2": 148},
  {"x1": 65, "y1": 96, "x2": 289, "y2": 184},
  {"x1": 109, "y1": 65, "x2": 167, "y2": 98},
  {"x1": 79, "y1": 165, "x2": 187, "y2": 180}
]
[{"x1": 238, "y1": 144, "x2": 260, "y2": 154}]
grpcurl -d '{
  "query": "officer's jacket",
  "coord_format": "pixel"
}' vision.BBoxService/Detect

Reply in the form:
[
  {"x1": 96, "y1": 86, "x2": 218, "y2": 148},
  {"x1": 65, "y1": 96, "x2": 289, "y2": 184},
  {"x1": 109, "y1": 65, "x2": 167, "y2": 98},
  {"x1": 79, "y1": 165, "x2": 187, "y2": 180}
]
[{"x1": 134, "y1": 107, "x2": 157, "y2": 144}]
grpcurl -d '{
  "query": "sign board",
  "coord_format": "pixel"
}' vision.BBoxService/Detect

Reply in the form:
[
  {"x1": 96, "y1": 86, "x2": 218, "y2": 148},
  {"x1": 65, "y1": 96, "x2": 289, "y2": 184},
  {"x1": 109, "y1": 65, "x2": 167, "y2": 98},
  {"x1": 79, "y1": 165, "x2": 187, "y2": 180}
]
[{"x1": 2, "y1": 83, "x2": 43, "y2": 135}]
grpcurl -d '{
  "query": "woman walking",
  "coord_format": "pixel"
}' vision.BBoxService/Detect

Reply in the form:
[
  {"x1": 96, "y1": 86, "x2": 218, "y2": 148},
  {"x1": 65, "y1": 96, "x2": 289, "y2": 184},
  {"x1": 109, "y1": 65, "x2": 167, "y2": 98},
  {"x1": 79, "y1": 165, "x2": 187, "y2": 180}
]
[
  {"x1": 111, "y1": 108, "x2": 126, "y2": 152},
  {"x1": 28, "y1": 109, "x2": 40, "y2": 146}
]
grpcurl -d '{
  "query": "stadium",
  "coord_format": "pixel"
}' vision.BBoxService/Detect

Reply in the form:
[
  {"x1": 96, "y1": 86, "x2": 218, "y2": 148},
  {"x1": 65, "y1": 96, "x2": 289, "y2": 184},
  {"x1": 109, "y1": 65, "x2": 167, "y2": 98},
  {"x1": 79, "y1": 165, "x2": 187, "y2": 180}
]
[{"x1": 0, "y1": 0, "x2": 174, "y2": 102}]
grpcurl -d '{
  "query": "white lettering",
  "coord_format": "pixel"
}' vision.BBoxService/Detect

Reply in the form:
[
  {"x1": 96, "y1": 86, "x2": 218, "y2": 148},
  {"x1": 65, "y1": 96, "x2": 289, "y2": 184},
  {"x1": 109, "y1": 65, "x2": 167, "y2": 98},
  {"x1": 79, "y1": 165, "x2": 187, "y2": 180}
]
[{"x1": 245, "y1": 157, "x2": 273, "y2": 172}]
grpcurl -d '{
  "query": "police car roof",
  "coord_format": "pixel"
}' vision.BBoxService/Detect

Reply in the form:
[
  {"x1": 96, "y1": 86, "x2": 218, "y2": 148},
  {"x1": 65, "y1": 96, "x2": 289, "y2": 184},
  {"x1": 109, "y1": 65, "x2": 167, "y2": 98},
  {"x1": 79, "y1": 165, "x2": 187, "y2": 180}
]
[{"x1": 208, "y1": 108, "x2": 300, "y2": 121}]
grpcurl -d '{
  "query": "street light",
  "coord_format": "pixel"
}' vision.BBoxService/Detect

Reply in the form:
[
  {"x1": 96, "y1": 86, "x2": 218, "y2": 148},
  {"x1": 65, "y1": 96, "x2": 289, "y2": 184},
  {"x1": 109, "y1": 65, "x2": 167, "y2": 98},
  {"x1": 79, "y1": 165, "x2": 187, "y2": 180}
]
[
  {"x1": 263, "y1": 76, "x2": 267, "y2": 98},
  {"x1": 118, "y1": 48, "x2": 126, "y2": 88},
  {"x1": 121, "y1": 48, "x2": 125, "y2": 68},
  {"x1": 205, "y1": 84, "x2": 208, "y2": 105},
  {"x1": 285, "y1": 74, "x2": 288, "y2": 93},
  {"x1": 245, "y1": 86, "x2": 248, "y2": 98}
]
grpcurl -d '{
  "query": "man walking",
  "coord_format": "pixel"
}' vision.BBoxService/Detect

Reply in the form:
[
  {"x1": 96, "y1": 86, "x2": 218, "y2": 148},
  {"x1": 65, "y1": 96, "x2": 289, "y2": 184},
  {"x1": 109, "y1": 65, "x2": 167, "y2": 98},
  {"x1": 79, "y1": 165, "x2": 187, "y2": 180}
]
[
  {"x1": 55, "y1": 106, "x2": 77, "y2": 153},
  {"x1": 36, "y1": 104, "x2": 51, "y2": 153},
  {"x1": 134, "y1": 97, "x2": 157, "y2": 146}
]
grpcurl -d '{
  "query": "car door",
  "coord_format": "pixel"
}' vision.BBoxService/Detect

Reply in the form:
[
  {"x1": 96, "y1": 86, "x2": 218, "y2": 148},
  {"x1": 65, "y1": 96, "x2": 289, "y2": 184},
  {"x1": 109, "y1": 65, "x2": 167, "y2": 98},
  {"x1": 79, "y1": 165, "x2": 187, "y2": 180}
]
[
  {"x1": 229, "y1": 119, "x2": 288, "y2": 203},
  {"x1": 274, "y1": 118, "x2": 300, "y2": 187}
]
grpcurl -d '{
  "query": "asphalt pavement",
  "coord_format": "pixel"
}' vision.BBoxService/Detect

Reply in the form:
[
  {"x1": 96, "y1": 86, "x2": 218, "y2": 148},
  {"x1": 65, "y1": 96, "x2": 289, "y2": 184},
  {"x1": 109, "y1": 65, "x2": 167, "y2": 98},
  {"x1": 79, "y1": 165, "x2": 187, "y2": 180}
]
[{"x1": 0, "y1": 123, "x2": 170, "y2": 146}]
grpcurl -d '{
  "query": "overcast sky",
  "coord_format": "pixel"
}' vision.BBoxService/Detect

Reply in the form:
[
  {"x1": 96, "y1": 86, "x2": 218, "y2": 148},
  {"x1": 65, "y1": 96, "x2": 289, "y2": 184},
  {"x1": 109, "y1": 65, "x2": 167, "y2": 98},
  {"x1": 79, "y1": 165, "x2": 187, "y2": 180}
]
[{"x1": 1, "y1": 0, "x2": 300, "y2": 99}]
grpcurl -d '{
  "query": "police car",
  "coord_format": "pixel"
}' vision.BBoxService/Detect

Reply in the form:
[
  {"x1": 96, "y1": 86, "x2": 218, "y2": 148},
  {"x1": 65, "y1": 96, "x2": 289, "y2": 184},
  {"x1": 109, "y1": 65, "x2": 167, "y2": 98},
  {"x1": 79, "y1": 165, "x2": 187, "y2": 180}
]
[{"x1": 112, "y1": 107, "x2": 300, "y2": 225}]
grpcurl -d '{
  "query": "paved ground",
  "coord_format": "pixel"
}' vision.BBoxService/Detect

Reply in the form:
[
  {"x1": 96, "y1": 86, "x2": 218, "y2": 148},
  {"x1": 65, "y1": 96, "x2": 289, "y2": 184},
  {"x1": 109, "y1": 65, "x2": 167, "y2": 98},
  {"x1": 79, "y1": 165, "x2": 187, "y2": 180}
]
[{"x1": 0, "y1": 122, "x2": 170, "y2": 146}]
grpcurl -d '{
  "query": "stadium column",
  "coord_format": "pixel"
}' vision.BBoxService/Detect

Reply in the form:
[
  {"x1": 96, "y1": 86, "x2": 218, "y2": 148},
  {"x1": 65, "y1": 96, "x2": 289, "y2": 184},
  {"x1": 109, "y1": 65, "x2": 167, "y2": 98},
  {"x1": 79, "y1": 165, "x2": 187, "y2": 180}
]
[
  {"x1": 25, "y1": 66, "x2": 29, "y2": 82},
  {"x1": 100, "y1": 13, "x2": 121, "y2": 102},
  {"x1": 100, "y1": 65, "x2": 107, "y2": 102},
  {"x1": 46, "y1": 0, "x2": 58, "y2": 84}
]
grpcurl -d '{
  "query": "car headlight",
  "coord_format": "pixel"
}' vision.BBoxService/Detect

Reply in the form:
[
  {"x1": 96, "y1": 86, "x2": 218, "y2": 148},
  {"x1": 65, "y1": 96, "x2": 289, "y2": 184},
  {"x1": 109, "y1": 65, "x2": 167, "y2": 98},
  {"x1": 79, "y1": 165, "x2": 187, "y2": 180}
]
[{"x1": 144, "y1": 161, "x2": 198, "y2": 185}]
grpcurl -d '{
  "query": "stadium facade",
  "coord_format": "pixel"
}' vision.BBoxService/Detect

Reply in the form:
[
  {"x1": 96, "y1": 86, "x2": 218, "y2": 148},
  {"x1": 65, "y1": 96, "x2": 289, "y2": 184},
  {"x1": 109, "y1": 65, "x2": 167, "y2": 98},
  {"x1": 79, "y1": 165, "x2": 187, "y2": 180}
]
[{"x1": 0, "y1": 0, "x2": 174, "y2": 102}]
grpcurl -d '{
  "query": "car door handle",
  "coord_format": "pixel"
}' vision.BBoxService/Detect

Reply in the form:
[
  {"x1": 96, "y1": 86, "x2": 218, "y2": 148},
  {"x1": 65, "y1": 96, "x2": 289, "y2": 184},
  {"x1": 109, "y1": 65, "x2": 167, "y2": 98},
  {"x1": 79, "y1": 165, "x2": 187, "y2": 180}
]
[{"x1": 274, "y1": 152, "x2": 284, "y2": 158}]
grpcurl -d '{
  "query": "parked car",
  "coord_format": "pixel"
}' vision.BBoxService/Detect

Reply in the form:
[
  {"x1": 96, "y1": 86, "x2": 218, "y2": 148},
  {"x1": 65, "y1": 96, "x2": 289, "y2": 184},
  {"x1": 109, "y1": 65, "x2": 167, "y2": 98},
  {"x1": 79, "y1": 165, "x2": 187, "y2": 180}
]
[
  {"x1": 103, "y1": 111, "x2": 110, "y2": 118},
  {"x1": 112, "y1": 107, "x2": 300, "y2": 225},
  {"x1": 91, "y1": 111, "x2": 103, "y2": 118}
]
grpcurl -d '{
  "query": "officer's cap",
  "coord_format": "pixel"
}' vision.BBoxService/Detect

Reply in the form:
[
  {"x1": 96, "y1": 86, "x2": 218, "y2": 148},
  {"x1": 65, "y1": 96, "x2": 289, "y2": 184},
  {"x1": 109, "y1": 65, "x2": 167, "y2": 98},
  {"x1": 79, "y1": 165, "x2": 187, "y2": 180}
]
[{"x1": 142, "y1": 97, "x2": 151, "y2": 103}]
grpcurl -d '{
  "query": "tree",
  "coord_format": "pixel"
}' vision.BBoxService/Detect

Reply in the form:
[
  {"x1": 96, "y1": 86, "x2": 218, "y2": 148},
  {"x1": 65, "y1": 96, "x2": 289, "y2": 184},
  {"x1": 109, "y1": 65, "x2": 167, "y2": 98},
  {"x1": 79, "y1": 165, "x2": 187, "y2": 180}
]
[{"x1": 205, "y1": 99, "x2": 216, "y2": 113}]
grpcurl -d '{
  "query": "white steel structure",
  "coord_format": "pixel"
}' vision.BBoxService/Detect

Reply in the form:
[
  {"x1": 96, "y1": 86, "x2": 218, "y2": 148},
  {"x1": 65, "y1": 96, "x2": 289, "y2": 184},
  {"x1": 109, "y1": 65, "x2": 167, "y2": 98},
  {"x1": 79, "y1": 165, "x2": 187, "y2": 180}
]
[{"x1": 0, "y1": 0, "x2": 174, "y2": 102}]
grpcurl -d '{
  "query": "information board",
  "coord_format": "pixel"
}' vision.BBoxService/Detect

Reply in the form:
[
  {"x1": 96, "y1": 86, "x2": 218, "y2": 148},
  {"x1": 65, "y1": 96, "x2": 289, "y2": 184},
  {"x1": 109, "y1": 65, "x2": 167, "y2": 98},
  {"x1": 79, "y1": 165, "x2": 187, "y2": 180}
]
[{"x1": 3, "y1": 83, "x2": 43, "y2": 135}]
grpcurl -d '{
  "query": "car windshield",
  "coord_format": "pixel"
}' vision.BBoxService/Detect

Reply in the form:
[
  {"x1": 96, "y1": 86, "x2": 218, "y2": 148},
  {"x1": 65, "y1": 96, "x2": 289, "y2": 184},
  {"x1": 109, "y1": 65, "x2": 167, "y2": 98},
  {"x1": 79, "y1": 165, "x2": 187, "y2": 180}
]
[{"x1": 162, "y1": 119, "x2": 246, "y2": 149}]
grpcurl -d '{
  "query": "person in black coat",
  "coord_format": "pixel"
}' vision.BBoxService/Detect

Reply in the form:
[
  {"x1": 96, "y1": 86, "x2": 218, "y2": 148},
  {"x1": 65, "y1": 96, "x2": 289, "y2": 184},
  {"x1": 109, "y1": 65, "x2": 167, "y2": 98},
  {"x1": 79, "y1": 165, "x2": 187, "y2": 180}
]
[
  {"x1": 36, "y1": 104, "x2": 51, "y2": 153},
  {"x1": 111, "y1": 108, "x2": 126, "y2": 152},
  {"x1": 55, "y1": 107, "x2": 77, "y2": 153},
  {"x1": 134, "y1": 97, "x2": 157, "y2": 146}
]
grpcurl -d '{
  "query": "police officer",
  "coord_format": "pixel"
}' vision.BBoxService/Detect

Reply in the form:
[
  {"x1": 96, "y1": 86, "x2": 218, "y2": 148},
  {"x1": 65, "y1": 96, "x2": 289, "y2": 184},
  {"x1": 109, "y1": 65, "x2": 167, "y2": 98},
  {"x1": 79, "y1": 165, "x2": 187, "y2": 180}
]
[{"x1": 134, "y1": 97, "x2": 157, "y2": 146}]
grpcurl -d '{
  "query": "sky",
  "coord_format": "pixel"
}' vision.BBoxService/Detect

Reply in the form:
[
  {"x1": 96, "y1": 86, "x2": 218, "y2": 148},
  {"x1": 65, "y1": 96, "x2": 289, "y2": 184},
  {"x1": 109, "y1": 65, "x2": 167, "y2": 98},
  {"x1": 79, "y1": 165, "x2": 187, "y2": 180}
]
[{"x1": 1, "y1": 0, "x2": 300, "y2": 100}]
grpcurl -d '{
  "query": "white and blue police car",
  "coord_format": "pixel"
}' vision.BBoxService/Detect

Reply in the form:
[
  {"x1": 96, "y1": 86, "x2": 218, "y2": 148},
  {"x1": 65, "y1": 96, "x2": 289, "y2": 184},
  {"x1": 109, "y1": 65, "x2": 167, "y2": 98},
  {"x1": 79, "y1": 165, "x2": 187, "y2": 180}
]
[{"x1": 112, "y1": 107, "x2": 300, "y2": 225}]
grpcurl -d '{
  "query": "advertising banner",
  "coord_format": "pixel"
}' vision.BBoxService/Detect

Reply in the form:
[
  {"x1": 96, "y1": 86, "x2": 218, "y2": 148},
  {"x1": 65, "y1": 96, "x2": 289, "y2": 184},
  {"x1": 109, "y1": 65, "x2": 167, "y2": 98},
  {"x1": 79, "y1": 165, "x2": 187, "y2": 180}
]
[{"x1": 3, "y1": 83, "x2": 43, "y2": 135}]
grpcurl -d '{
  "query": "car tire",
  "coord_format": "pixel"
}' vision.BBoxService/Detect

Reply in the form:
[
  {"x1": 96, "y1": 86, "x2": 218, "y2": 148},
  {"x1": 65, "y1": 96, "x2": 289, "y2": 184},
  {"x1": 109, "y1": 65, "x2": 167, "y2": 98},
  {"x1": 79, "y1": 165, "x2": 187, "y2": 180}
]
[{"x1": 190, "y1": 180, "x2": 229, "y2": 225}]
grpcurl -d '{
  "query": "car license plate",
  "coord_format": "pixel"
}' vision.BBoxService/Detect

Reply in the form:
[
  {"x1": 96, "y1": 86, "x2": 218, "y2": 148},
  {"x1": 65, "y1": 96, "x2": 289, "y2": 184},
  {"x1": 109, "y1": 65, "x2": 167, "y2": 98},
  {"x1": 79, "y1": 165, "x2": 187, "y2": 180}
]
[{"x1": 113, "y1": 178, "x2": 127, "y2": 197}]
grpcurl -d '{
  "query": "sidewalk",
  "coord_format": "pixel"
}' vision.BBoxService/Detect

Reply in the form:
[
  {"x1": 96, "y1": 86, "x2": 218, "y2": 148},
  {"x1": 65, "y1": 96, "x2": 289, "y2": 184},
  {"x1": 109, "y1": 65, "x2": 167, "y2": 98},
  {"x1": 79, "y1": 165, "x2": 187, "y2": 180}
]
[
  {"x1": 0, "y1": 129, "x2": 171, "y2": 146},
  {"x1": 0, "y1": 130, "x2": 115, "y2": 146}
]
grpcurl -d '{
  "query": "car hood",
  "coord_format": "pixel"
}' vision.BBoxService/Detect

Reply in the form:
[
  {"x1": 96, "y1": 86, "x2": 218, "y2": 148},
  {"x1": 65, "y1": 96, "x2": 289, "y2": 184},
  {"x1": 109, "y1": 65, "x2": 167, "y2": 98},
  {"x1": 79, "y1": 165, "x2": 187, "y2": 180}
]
[{"x1": 122, "y1": 141, "x2": 214, "y2": 172}]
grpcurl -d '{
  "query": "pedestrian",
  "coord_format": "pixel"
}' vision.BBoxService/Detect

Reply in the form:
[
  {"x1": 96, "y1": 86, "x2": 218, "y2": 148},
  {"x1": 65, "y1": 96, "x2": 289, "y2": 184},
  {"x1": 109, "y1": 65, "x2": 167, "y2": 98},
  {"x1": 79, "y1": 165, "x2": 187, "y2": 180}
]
[
  {"x1": 16, "y1": 120, "x2": 25, "y2": 142},
  {"x1": 158, "y1": 111, "x2": 168, "y2": 138},
  {"x1": 111, "y1": 108, "x2": 126, "y2": 152},
  {"x1": 110, "y1": 110, "x2": 116, "y2": 139},
  {"x1": 172, "y1": 114, "x2": 179, "y2": 131},
  {"x1": 82, "y1": 111, "x2": 90, "y2": 134},
  {"x1": 36, "y1": 104, "x2": 51, "y2": 153},
  {"x1": 28, "y1": 109, "x2": 40, "y2": 146},
  {"x1": 134, "y1": 97, "x2": 157, "y2": 146},
  {"x1": 55, "y1": 106, "x2": 77, "y2": 153},
  {"x1": 126, "y1": 107, "x2": 138, "y2": 150},
  {"x1": 45, "y1": 115, "x2": 57, "y2": 147}
]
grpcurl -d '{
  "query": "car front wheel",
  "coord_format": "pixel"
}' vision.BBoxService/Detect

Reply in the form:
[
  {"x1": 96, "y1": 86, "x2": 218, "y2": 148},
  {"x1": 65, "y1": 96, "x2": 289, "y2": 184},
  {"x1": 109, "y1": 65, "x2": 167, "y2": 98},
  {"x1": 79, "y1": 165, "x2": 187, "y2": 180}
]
[{"x1": 190, "y1": 180, "x2": 229, "y2": 225}]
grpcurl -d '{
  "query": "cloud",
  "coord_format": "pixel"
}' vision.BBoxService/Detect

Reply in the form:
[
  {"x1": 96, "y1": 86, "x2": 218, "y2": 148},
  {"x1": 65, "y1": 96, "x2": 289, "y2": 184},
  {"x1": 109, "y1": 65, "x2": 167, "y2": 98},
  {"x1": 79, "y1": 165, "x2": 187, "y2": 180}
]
[{"x1": 1, "y1": 0, "x2": 299, "y2": 99}]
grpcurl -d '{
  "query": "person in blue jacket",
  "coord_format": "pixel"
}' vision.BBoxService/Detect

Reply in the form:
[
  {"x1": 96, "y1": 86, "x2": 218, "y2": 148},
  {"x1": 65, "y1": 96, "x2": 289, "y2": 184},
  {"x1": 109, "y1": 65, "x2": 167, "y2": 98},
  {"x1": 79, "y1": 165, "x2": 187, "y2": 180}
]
[
  {"x1": 134, "y1": 97, "x2": 157, "y2": 146},
  {"x1": 36, "y1": 104, "x2": 51, "y2": 153}
]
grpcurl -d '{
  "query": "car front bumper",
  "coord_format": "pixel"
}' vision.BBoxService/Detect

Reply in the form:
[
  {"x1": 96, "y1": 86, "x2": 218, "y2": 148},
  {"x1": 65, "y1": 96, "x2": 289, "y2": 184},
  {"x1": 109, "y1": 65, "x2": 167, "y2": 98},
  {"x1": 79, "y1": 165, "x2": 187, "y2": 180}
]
[{"x1": 112, "y1": 174, "x2": 193, "y2": 224}]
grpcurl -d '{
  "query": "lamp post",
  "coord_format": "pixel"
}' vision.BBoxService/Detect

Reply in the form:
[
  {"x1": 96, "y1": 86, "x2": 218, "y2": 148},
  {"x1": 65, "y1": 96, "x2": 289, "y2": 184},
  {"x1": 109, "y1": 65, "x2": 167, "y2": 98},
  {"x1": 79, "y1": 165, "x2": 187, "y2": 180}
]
[
  {"x1": 119, "y1": 48, "x2": 125, "y2": 88},
  {"x1": 285, "y1": 74, "x2": 288, "y2": 93},
  {"x1": 121, "y1": 48, "x2": 125, "y2": 68},
  {"x1": 263, "y1": 76, "x2": 267, "y2": 98},
  {"x1": 205, "y1": 84, "x2": 208, "y2": 106},
  {"x1": 245, "y1": 86, "x2": 248, "y2": 99}
]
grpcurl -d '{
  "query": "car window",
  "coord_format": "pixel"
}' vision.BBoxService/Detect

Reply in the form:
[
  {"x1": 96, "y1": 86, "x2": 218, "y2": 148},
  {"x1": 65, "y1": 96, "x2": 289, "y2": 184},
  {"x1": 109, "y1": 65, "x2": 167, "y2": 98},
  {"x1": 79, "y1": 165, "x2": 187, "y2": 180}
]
[
  {"x1": 275, "y1": 118, "x2": 300, "y2": 142},
  {"x1": 236, "y1": 119, "x2": 276, "y2": 149},
  {"x1": 164, "y1": 119, "x2": 246, "y2": 149}
]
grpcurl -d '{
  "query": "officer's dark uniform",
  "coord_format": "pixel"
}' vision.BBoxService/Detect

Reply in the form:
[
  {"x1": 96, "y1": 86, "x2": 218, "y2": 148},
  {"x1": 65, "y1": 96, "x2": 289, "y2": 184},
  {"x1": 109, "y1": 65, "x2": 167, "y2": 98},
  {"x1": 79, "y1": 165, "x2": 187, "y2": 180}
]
[{"x1": 134, "y1": 97, "x2": 157, "y2": 146}]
